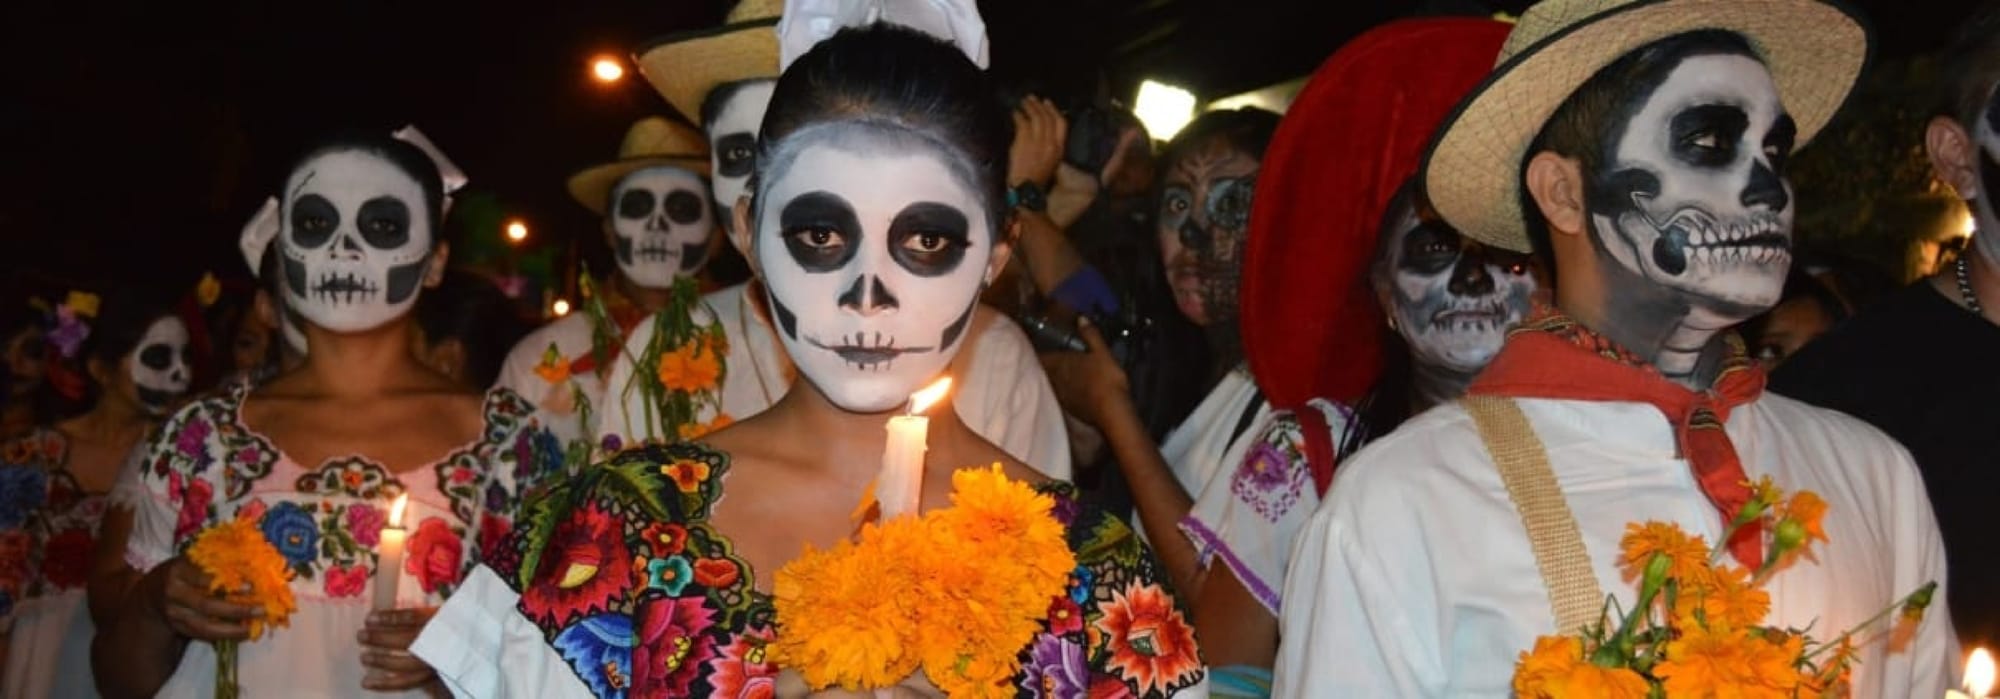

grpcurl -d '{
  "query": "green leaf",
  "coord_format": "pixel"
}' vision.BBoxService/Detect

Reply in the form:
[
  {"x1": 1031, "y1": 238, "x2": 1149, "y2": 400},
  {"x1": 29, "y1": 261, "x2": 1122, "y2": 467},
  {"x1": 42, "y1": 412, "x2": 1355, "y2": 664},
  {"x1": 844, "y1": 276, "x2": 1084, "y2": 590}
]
[
  {"x1": 514, "y1": 482, "x2": 585, "y2": 591},
  {"x1": 598, "y1": 457, "x2": 673, "y2": 521}
]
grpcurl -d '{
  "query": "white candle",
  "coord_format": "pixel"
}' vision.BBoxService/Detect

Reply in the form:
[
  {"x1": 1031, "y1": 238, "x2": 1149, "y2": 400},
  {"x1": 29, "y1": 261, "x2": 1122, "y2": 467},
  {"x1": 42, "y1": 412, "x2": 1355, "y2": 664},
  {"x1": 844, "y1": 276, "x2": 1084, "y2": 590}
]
[
  {"x1": 876, "y1": 378, "x2": 951, "y2": 521},
  {"x1": 373, "y1": 494, "x2": 409, "y2": 611},
  {"x1": 1956, "y1": 647, "x2": 1996, "y2": 699}
]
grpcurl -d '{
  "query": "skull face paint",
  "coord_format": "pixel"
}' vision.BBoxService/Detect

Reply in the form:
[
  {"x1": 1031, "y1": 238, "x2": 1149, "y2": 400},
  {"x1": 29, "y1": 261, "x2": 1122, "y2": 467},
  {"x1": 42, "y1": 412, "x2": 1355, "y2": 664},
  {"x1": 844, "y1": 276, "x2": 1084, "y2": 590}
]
[
  {"x1": 1587, "y1": 54, "x2": 1797, "y2": 321},
  {"x1": 608, "y1": 166, "x2": 714, "y2": 288},
  {"x1": 1158, "y1": 140, "x2": 1257, "y2": 327},
  {"x1": 280, "y1": 150, "x2": 434, "y2": 333},
  {"x1": 705, "y1": 80, "x2": 777, "y2": 233},
  {"x1": 1966, "y1": 82, "x2": 2000, "y2": 268},
  {"x1": 1384, "y1": 204, "x2": 1538, "y2": 373},
  {"x1": 129, "y1": 316, "x2": 190, "y2": 415},
  {"x1": 755, "y1": 124, "x2": 992, "y2": 413}
]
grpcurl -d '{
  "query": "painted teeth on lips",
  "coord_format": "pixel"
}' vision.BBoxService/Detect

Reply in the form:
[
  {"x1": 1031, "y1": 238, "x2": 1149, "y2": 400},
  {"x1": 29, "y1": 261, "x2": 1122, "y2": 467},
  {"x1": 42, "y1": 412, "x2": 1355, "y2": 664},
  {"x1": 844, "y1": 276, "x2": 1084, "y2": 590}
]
[{"x1": 311, "y1": 272, "x2": 379, "y2": 304}]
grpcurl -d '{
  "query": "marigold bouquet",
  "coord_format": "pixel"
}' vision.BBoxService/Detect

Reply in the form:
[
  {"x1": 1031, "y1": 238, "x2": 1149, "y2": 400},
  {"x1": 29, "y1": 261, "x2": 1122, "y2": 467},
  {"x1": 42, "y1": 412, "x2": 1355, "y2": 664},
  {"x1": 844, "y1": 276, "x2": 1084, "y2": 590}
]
[
  {"x1": 186, "y1": 518, "x2": 297, "y2": 699},
  {"x1": 771, "y1": 465, "x2": 1075, "y2": 697},
  {"x1": 1512, "y1": 478, "x2": 1937, "y2": 698}
]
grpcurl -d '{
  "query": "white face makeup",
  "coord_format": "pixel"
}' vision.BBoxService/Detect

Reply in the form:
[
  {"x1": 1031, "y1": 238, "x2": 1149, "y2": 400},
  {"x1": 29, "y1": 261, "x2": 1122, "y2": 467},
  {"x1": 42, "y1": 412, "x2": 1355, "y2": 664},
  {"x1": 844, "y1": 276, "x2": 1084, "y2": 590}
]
[
  {"x1": 279, "y1": 149, "x2": 434, "y2": 333},
  {"x1": 1969, "y1": 83, "x2": 2000, "y2": 267},
  {"x1": 608, "y1": 166, "x2": 714, "y2": 288},
  {"x1": 706, "y1": 79, "x2": 777, "y2": 237},
  {"x1": 755, "y1": 126, "x2": 993, "y2": 413},
  {"x1": 1588, "y1": 53, "x2": 1797, "y2": 322},
  {"x1": 130, "y1": 316, "x2": 190, "y2": 415},
  {"x1": 1384, "y1": 204, "x2": 1538, "y2": 373}
]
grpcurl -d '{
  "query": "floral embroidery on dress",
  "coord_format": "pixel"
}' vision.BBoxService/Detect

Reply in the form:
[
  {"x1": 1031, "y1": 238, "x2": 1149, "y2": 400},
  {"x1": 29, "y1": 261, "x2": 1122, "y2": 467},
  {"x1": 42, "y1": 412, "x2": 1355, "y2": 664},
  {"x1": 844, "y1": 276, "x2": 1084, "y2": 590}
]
[
  {"x1": 295, "y1": 458, "x2": 406, "y2": 500},
  {"x1": 1229, "y1": 414, "x2": 1309, "y2": 522},
  {"x1": 503, "y1": 443, "x2": 1205, "y2": 698},
  {"x1": 0, "y1": 428, "x2": 112, "y2": 618}
]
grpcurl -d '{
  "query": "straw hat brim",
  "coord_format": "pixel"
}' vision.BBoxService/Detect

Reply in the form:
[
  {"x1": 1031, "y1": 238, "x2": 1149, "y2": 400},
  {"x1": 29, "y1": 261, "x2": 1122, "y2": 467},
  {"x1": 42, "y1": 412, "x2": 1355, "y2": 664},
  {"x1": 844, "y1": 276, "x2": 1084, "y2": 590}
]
[
  {"x1": 1421, "y1": 0, "x2": 1868, "y2": 253},
  {"x1": 567, "y1": 157, "x2": 713, "y2": 215},
  {"x1": 636, "y1": 18, "x2": 782, "y2": 126}
]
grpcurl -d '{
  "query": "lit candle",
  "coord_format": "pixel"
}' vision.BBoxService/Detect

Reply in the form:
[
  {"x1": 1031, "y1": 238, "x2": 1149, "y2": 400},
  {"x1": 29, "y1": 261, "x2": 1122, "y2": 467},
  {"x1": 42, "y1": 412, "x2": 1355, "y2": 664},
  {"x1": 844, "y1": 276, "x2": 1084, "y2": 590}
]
[
  {"x1": 877, "y1": 377, "x2": 952, "y2": 521},
  {"x1": 373, "y1": 494, "x2": 409, "y2": 611}
]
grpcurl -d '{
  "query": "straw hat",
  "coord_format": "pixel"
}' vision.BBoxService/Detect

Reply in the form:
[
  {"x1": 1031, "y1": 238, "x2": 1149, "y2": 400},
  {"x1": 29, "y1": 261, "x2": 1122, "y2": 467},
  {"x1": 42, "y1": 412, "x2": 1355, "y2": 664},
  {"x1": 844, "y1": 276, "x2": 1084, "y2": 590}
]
[
  {"x1": 567, "y1": 117, "x2": 712, "y2": 215},
  {"x1": 1421, "y1": 0, "x2": 1868, "y2": 252},
  {"x1": 635, "y1": 0, "x2": 783, "y2": 125},
  {"x1": 1240, "y1": 18, "x2": 1509, "y2": 492}
]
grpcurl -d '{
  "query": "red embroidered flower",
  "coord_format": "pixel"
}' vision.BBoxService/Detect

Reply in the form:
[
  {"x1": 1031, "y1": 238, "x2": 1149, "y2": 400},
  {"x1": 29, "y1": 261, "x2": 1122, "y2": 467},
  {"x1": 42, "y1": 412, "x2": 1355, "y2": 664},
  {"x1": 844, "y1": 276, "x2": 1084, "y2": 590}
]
[
  {"x1": 638, "y1": 522, "x2": 688, "y2": 557},
  {"x1": 324, "y1": 564, "x2": 367, "y2": 598},
  {"x1": 632, "y1": 595, "x2": 717, "y2": 697},
  {"x1": 1093, "y1": 582, "x2": 1201, "y2": 696},
  {"x1": 693, "y1": 557, "x2": 740, "y2": 589},
  {"x1": 449, "y1": 466, "x2": 476, "y2": 485},
  {"x1": 40, "y1": 527, "x2": 93, "y2": 589},
  {"x1": 520, "y1": 502, "x2": 632, "y2": 627},
  {"x1": 169, "y1": 473, "x2": 213, "y2": 541},
  {"x1": 705, "y1": 625, "x2": 779, "y2": 699},
  {"x1": 1047, "y1": 595, "x2": 1084, "y2": 636},
  {"x1": 405, "y1": 517, "x2": 464, "y2": 594},
  {"x1": 660, "y1": 459, "x2": 710, "y2": 494},
  {"x1": 235, "y1": 498, "x2": 268, "y2": 525},
  {"x1": 478, "y1": 514, "x2": 513, "y2": 563},
  {"x1": 1087, "y1": 676, "x2": 1138, "y2": 699}
]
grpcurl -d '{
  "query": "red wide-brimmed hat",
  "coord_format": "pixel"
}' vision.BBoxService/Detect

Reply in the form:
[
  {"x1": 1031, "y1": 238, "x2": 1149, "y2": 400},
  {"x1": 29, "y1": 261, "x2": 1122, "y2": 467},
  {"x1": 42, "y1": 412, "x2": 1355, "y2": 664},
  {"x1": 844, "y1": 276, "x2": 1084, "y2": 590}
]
[{"x1": 1240, "y1": 17, "x2": 1509, "y2": 494}]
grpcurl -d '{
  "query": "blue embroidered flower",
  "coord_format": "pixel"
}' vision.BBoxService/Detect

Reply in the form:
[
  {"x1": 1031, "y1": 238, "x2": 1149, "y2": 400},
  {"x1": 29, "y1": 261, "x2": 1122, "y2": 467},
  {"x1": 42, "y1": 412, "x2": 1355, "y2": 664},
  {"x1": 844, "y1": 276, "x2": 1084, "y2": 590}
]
[
  {"x1": 644, "y1": 556, "x2": 693, "y2": 596},
  {"x1": 553, "y1": 614, "x2": 635, "y2": 699},
  {"x1": 0, "y1": 467, "x2": 48, "y2": 529},
  {"x1": 259, "y1": 502, "x2": 319, "y2": 567},
  {"x1": 485, "y1": 482, "x2": 508, "y2": 513},
  {"x1": 1068, "y1": 564, "x2": 1094, "y2": 605}
]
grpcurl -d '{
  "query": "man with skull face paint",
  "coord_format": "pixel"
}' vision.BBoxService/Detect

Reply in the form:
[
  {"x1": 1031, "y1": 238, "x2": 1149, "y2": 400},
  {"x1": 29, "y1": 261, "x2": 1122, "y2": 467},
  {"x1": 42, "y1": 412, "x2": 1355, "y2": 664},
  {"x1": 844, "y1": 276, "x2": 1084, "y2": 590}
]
[
  {"x1": 417, "y1": 24, "x2": 1205, "y2": 698},
  {"x1": 102, "y1": 132, "x2": 559, "y2": 698},
  {"x1": 1771, "y1": 2, "x2": 2000, "y2": 651},
  {"x1": 630, "y1": 0, "x2": 1073, "y2": 476},
  {"x1": 1275, "y1": 1, "x2": 1955, "y2": 696},
  {"x1": 0, "y1": 292, "x2": 191, "y2": 698}
]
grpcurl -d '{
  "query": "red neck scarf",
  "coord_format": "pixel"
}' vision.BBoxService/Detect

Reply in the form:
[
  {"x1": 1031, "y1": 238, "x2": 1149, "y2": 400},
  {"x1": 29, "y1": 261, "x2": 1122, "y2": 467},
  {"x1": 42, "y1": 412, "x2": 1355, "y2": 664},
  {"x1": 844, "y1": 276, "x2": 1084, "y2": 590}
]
[{"x1": 1468, "y1": 308, "x2": 1767, "y2": 567}]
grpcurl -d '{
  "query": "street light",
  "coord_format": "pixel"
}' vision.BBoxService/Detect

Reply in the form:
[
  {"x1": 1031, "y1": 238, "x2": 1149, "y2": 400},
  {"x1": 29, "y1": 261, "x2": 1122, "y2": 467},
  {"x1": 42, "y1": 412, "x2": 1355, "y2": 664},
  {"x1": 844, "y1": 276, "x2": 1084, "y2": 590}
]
[
  {"x1": 1135, "y1": 79, "x2": 1197, "y2": 141},
  {"x1": 591, "y1": 56, "x2": 625, "y2": 84},
  {"x1": 505, "y1": 220, "x2": 528, "y2": 244},
  {"x1": 551, "y1": 299, "x2": 572, "y2": 317}
]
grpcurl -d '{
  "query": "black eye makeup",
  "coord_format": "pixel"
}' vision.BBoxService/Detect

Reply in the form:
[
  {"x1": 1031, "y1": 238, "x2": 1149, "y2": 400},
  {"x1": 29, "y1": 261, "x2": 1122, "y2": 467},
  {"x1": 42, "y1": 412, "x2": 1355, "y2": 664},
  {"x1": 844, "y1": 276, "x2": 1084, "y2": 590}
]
[
  {"x1": 716, "y1": 133, "x2": 757, "y2": 178},
  {"x1": 779, "y1": 191, "x2": 862, "y2": 273},
  {"x1": 356, "y1": 196, "x2": 411, "y2": 248},
  {"x1": 617, "y1": 189, "x2": 656, "y2": 220},
  {"x1": 1203, "y1": 176, "x2": 1256, "y2": 231},
  {"x1": 666, "y1": 190, "x2": 706, "y2": 225},
  {"x1": 1669, "y1": 104, "x2": 1750, "y2": 169},
  {"x1": 290, "y1": 194, "x2": 340, "y2": 248},
  {"x1": 1399, "y1": 222, "x2": 1463, "y2": 275},
  {"x1": 888, "y1": 202, "x2": 972, "y2": 277}
]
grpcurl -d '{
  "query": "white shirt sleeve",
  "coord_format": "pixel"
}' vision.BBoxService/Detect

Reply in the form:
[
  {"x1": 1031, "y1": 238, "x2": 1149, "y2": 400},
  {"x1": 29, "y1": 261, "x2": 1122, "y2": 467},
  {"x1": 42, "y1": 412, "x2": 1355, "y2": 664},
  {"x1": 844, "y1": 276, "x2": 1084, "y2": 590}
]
[
  {"x1": 1274, "y1": 499, "x2": 1448, "y2": 698},
  {"x1": 1877, "y1": 440, "x2": 1959, "y2": 697},
  {"x1": 957, "y1": 310, "x2": 1072, "y2": 480},
  {"x1": 414, "y1": 565, "x2": 593, "y2": 699}
]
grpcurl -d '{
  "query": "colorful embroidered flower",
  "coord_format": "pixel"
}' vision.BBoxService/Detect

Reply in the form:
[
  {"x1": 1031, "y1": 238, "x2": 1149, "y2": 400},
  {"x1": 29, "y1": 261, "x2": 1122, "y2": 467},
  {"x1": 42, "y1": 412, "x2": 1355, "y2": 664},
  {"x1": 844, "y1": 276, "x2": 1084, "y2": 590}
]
[
  {"x1": 40, "y1": 527, "x2": 93, "y2": 589},
  {"x1": 0, "y1": 467, "x2": 47, "y2": 529},
  {"x1": 259, "y1": 501, "x2": 318, "y2": 568},
  {"x1": 657, "y1": 341, "x2": 722, "y2": 393},
  {"x1": 638, "y1": 522, "x2": 688, "y2": 557},
  {"x1": 323, "y1": 564, "x2": 368, "y2": 598},
  {"x1": 406, "y1": 517, "x2": 465, "y2": 594},
  {"x1": 643, "y1": 555, "x2": 694, "y2": 596},
  {"x1": 693, "y1": 557, "x2": 741, "y2": 589},
  {"x1": 661, "y1": 459, "x2": 711, "y2": 494},
  {"x1": 484, "y1": 482, "x2": 508, "y2": 514},
  {"x1": 174, "y1": 419, "x2": 212, "y2": 459},
  {"x1": 632, "y1": 595, "x2": 718, "y2": 696},
  {"x1": 234, "y1": 446, "x2": 263, "y2": 468},
  {"x1": 478, "y1": 514, "x2": 514, "y2": 567},
  {"x1": 521, "y1": 502, "x2": 633, "y2": 627},
  {"x1": 599, "y1": 434, "x2": 624, "y2": 454},
  {"x1": 346, "y1": 504, "x2": 385, "y2": 548},
  {"x1": 1511, "y1": 636, "x2": 1649, "y2": 699},
  {"x1": 1019, "y1": 632, "x2": 1089, "y2": 698},
  {"x1": 1093, "y1": 582, "x2": 1201, "y2": 696},
  {"x1": 552, "y1": 614, "x2": 635, "y2": 698},
  {"x1": 235, "y1": 497, "x2": 267, "y2": 525},
  {"x1": 1046, "y1": 595, "x2": 1084, "y2": 636},
  {"x1": 1067, "y1": 565, "x2": 1094, "y2": 605},
  {"x1": 706, "y1": 625, "x2": 780, "y2": 699}
]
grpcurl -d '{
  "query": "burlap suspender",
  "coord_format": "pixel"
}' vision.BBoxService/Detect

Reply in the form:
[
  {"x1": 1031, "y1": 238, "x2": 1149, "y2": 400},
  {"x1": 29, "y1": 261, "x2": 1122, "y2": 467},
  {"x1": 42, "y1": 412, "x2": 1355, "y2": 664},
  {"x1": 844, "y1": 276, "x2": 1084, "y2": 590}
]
[{"x1": 1462, "y1": 395, "x2": 1605, "y2": 634}]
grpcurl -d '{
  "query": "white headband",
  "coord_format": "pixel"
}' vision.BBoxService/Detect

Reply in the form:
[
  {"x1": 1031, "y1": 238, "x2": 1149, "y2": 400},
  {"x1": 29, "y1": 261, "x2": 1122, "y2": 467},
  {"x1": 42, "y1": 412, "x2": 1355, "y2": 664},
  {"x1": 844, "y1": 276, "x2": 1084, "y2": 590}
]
[
  {"x1": 240, "y1": 124, "x2": 468, "y2": 277},
  {"x1": 776, "y1": 0, "x2": 988, "y2": 71}
]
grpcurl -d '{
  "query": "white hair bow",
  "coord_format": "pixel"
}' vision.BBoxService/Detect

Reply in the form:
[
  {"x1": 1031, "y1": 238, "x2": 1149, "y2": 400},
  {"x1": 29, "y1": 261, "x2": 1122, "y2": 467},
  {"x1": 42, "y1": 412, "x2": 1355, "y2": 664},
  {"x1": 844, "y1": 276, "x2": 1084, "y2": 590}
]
[
  {"x1": 776, "y1": 0, "x2": 988, "y2": 71},
  {"x1": 241, "y1": 125, "x2": 469, "y2": 277}
]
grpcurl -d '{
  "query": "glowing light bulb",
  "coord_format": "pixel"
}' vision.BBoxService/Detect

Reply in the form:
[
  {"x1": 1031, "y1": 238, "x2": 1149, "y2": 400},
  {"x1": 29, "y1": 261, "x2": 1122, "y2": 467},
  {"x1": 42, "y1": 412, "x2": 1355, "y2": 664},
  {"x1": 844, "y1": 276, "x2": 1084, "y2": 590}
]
[
  {"x1": 1135, "y1": 80, "x2": 1197, "y2": 141},
  {"x1": 591, "y1": 57, "x2": 624, "y2": 83},
  {"x1": 552, "y1": 299, "x2": 572, "y2": 317},
  {"x1": 505, "y1": 220, "x2": 528, "y2": 243}
]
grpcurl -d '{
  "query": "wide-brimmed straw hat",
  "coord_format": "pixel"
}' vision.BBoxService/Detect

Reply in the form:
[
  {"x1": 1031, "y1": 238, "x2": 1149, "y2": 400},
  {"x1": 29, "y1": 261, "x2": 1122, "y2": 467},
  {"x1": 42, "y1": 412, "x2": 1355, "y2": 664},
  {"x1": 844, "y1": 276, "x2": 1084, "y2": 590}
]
[
  {"x1": 635, "y1": 0, "x2": 783, "y2": 125},
  {"x1": 1421, "y1": 0, "x2": 1869, "y2": 252},
  {"x1": 567, "y1": 117, "x2": 712, "y2": 215},
  {"x1": 1241, "y1": 17, "x2": 1509, "y2": 494}
]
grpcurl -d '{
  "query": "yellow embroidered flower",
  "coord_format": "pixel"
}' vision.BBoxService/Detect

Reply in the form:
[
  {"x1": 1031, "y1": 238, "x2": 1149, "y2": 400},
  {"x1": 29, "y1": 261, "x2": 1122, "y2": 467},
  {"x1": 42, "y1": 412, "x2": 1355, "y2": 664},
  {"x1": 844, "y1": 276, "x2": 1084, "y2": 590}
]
[
  {"x1": 185, "y1": 519, "x2": 296, "y2": 639},
  {"x1": 658, "y1": 341, "x2": 722, "y2": 393},
  {"x1": 660, "y1": 459, "x2": 712, "y2": 494},
  {"x1": 1512, "y1": 636, "x2": 1649, "y2": 699}
]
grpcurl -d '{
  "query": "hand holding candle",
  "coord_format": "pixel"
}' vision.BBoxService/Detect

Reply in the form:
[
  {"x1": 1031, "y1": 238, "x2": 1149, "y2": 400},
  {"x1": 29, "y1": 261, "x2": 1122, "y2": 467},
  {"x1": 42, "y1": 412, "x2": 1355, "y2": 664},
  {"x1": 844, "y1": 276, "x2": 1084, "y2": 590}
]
[
  {"x1": 372, "y1": 494, "x2": 409, "y2": 611},
  {"x1": 877, "y1": 377, "x2": 952, "y2": 521}
]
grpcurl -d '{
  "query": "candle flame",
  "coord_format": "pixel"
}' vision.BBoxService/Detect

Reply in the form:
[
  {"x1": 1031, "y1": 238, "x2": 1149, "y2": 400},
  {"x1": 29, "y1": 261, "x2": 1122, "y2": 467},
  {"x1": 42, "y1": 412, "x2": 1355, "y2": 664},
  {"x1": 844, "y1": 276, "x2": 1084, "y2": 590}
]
[
  {"x1": 388, "y1": 494, "x2": 409, "y2": 528},
  {"x1": 1970, "y1": 647, "x2": 1996, "y2": 697},
  {"x1": 908, "y1": 377, "x2": 953, "y2": 415}
]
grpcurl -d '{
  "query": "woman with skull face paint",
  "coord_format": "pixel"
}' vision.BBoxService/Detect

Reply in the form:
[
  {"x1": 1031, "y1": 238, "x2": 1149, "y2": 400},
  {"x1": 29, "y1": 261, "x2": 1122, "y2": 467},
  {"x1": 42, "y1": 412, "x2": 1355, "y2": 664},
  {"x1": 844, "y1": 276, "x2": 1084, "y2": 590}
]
[
  {"x1": 414, "y1": 25, "x2": 1207, "y2": 698},
  {"x1": 0, "y1": 289, "x2": 192, "y2": 698},
  {"x1": 98, "y1": 132, "x2": 560, "y2": 698}
]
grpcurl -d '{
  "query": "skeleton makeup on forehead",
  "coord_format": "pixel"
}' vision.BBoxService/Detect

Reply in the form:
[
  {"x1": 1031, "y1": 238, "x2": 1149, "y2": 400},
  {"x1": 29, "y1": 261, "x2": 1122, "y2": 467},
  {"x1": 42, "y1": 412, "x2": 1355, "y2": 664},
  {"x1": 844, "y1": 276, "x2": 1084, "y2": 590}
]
[
  {"x1": 608, "y1": 165, "x2": 714, "y2": 288},
  {"x1": 702, "y1": 79, "x2": 777, "y2": 234},
  {"x1": 130, "y1": 316, "x2": 190, "y2": 415},
  {"x1": 1158, "y1": 140, "x2": 1258, "y2": 328},
  {"x1": 279, "y1": 148, "x2": 436, "y2": 333},
  {"x1": 1379, "y1": 197, "x2": 1537, "y2": 373},
  {"x1": 754, "y1": 122, "x2": 994, "y2": 412},
  {"x1": 1585, "y1": 51, "x2": 1797, "y2": 322}
]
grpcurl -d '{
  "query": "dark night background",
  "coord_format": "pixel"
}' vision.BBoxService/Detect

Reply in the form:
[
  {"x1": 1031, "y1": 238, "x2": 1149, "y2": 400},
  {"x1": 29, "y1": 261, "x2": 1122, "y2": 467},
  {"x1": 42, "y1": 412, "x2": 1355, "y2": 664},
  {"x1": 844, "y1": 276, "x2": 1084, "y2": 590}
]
[{"x1": 0, "y1": 0, "x2": 1980, "y2": 303}]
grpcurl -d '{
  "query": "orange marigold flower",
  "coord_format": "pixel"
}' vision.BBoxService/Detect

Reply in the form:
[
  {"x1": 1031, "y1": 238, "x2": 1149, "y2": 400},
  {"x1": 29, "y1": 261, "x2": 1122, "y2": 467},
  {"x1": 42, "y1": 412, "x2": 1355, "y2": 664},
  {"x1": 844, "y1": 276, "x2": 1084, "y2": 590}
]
[
  {"x1": 1512, "y1": 636, "x2": 1650, "y2": 699},
  {"x1": 1655, "y1": 626, "x2": 1802, "y2": 699},
  {"x1": 185, "y1": 519, "x2": 297, "y2": 640},
  {"x1": 1778, "y1": 490, "x2": 1829, "y2": 546},
  {"x1": 1672, "y1": 564, "x2": 1770, "y2": 631},
  {"x1": 658, "y1": 341, "x2": 722, "y2": 393},
  {"x1": 1619, "y1": 521, "x2": 1713, "y2": 586}
]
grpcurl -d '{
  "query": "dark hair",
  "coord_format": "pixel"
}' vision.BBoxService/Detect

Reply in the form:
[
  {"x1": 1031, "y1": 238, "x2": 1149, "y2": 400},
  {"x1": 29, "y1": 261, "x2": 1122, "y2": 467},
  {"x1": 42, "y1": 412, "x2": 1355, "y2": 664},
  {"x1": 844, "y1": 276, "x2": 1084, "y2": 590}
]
[
  {"x1": 700, "y1": 79, "x2": 768, "y2": 131},
  {"x1": 1157, "y1": 108, "x2": 1281, "y2": 182},
  {"x1": 1939, "y1": 2, "x2": 2000, "y2": 126},
  {"x1": 1519, "y1": 30, "x2": 1761, "y2": 266},
  {"x1": 64, "y1": 287, "x2": 179, "y2": 414},
  {"x1": 754, "y1": 24, "x2": 1011, "y2": 233},
  {"x1": 284, "y1": 131, "x2": 448, "y2": 232},
  {"x1": 415, "y1": 270, "x2": 529, "y2": 389}
]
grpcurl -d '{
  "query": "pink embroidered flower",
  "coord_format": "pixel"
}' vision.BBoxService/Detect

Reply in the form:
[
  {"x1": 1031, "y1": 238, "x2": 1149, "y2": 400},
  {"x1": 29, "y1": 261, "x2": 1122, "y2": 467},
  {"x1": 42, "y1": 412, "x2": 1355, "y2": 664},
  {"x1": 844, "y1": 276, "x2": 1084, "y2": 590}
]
[
  {"x1": 347, "y1": 504, "x2": 385, "y2": 547},
  {"x1": 174, "y1": 419, "x2": 211, "y2": 458},
  {"x1": 324, "y1": 564, "x2": 368, "y2": 598},
  {"x1": 405, "y1": 517, "x2": 464, "y2": 594},
  {"x1": 706, "y1": 624, "x2": 779, "y2": 699},
  {"x1": 235, "y1": 498, "x2": 268, "y2": 524},
  {"x1": 169, "y1": 473, "x2": 213, "y2": 541},
  {"x1": 235, "y1": 446, "x2": 262, "y2": 466},
  {"x1": 632, "y1": 595, "x2": 717, "y2": 696},
  {"x1": 448, "y1": 467, "x2": 476, "y2": 485}
]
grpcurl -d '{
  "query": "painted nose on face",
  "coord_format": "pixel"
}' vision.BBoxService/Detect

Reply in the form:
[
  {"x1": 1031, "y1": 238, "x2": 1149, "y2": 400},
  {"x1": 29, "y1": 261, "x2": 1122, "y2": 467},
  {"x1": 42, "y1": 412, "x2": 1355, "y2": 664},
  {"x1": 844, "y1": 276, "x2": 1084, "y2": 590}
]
[
  {"x1": 838, "y1": 275, "x2": 899, "y2": 316},
  {"x1": 1448, "y1": 253, "x2": 1496, "y2": 296},
  {"x1": 1741, "y1": 161, "x2": 1789, "y2": 212},
  {"x1": 1179, "y1": 219, "x2": 1210, "y2": 254},
  {"x1": 649, "y1": 209, "x2": 670, "y2": 232}
]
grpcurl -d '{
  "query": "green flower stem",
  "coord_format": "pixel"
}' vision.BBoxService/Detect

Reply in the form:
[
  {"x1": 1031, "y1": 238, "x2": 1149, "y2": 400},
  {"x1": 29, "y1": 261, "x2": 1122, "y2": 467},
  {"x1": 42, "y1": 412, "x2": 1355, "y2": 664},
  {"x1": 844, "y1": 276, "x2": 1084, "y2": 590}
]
[{"x1": 1803, "y1": 581, "x2": 1938, "y2": 661}]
